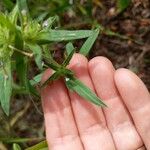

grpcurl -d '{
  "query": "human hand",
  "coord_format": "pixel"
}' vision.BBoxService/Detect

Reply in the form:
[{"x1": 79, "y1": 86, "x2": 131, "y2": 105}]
[{"x1": 41, "y1": 54, "x2": 150, "y2": 150}]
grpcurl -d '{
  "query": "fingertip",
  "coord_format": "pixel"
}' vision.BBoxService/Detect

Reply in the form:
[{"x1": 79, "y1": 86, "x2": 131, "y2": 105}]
[
  {"x1": 68, "y1": 53, "x2": 88, "y2": 78},
  {"x1": 114, "y1": 68, "x2": 146, "y2": 92},
  {"x1": 114, "y1": 68, "x2": 150, "y2": 110},
  {"x1": 69, "y1": 53, "x2": 88, "y2": 68},
  {"x1": 88, "y1": 56, "x2": 117, "y2": 99},
  {"x1": 88, "y1": 56, "x2": 115, "y2": 73}
]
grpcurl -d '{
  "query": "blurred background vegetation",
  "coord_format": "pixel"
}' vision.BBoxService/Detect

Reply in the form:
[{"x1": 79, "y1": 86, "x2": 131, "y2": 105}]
[{"x1": 0, "y1": 0, "x2": 150, "y2": 149}]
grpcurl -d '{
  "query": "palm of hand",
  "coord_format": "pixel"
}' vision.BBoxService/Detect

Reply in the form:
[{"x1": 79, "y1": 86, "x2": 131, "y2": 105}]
[{"x1": 41, "y1": 54, "x2": 150, "y2": 150}]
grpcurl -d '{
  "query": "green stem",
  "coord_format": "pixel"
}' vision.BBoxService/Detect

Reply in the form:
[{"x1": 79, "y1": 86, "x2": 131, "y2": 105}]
[{"x1": 9, "y1": 45, "x2": 33, "y2": 57}]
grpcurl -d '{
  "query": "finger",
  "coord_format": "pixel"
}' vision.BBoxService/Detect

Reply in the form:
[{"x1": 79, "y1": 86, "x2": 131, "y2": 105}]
[
  {"x1": 115, "y1": 68, "x2": 150, "y2": 149},
  {"x1": 88, "y1": 57, "x2": 143, "y2": 150},
  {"x1": 41, "y1": 69, "x2": 83, "y2": 150},
  {"x1": 68, "y1": 54, "x2": 116, "y2": 150}
]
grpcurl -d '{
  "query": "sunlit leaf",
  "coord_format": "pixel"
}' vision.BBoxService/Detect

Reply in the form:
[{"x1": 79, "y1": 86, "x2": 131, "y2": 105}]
[
  {"x1": 80, "y1": 27, "x2": 99, "y2": 56},
  {"x1": 37, "y1": 30, "x2": 94, "y2": 43},
  {"x1": 25, "y1": 140, "x2": 48, "y2": 150},
  {"x1": 13, "y1": 143, "x2": 21, "y2": 150},
  {"x1": 9, "y1": 5, "x2": 19, "y2": 24}
]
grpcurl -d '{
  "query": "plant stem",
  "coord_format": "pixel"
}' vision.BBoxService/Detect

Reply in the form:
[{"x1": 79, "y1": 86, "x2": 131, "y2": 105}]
[{"x1": 9, "y1": 45, "x2": 33, "y2": 57}]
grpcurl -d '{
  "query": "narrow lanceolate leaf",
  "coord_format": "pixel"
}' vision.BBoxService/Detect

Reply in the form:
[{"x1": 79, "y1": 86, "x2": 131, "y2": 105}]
[
  {"x1": 9, "y1": 5, "x2": 19, "y2": 24},
  {"x1": 27, "y1": 44, "x2": 42, "y2": 70},
  {"x1": 13, "y1": 143, "x2": 21, "y2": 150},
  {"x1": 41, "y1": 71, "x2": 60, "y2": 88},
  {"x1": 0, "y1": 59, "x2": 12, "y2": 115},
  {"x1": 25, "y1": 140, "x2": 48, "y2": 150},
  {"x1": 43, "y1": 16, "x2": 59, "y2": 29},
  {"x1": 43, "y1": 55, "x2": 61, "y2": 71},
  {"x1": 37, "y1": 30, "x2": 94, "y2": 44},
  {"x1": 63, "y1": 49, "x2": 75, "y2": 67},
  {"x1": 80, "y1": 27, "x2": 100, "y2": 56},
  {"x1": 65, "y1": 77, "x2": 107, "y2": 107},
  {"x1": 17, "y1": 0, "x2": 29, "y2": 16},
  {"x1": 17, "y1": 0, "x2": 30, "y2": 25},
  {"x1": 117, "y1": 0, "x2": 131, "y2": 13},
  {"x1": 66, "y1": 42, "x2": 75, "y2": 55},
  {"x1": 30, "y1": 72, "x2": 43, "y2": 86}
]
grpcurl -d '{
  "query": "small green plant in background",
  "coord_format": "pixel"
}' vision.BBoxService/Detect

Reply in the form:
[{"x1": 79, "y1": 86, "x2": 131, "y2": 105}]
[{"x1": 117, "y1": 0, "x2": 131, "y2": 13}]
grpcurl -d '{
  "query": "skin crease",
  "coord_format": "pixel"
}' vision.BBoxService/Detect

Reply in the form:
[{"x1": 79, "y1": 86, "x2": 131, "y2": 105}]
[{"x1": 41, "y1": 53, "x2": 150, "y2": 150}]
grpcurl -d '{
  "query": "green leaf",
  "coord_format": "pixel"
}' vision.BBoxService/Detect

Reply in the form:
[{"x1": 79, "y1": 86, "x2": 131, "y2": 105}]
[
  {"x1": 13, "y1": 143, "x2": 21, "y2": 150},
  {"x1": 63, "y1": 48, "x2": 75, "y2": 67},
  {"x1": 30, "y1": 73, "x2": 43, "y2": 86},
  {"x1": 117, "y1": 0, "x2": 131, "y2": 13},
  {"x1": 0, "y1": 13, "x2": 15, "y2": 31},
  {"x1": 66, "y1": 42, "x2": 75, "y2": 55},
  {"x1": 43, "y1": 16, "x2": 59, "y2": 29},
  {"x1": 43, "y1": 55, "x2": 61, "y2": 71},
  {"x1": 3, "y1": 0, "x2": 14, "y2": 11},
  {"x1": 17, "y1": 0, "x2": 30, "y2": 25},
  {"x1": 25, "y1": 140, "x2": 48, "y2": 150},
  {"x1": 65, "y1": 77, "x2": 107, "y2": 107},
  {"x1": 27, "y1": 44, "x2": 42, "y2": 70},
  {"x1": 37, "y1": 30, "x2": 94, "y2": 44},
  {"x1": 9, "y1": 5, "x2": 19, "y2": 24},
  {"x1": 0, "y1": 59, "x2": 12, "y2": 115},
  {"x1": 15, "y1": 29, "x2": 24, "y2": 50},
  {"x1": 15, "y1": 54, "x2": 29, "y2": 91},
  {"x1": 36, "y1": 12, "x2": 49, "y2": 22},
  {"x1": 28, "y1": 82, "x2": 40, "y2": 98},
  {"x1": 80, "y1": 27, "x2": 99, "y2": 56},
  {"x1": 41, "y1": 71, "x2": 60, "y2": 88}
]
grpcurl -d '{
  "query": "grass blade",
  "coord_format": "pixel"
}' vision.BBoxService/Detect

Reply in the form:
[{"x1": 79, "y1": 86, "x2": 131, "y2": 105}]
[
  {"x1": 66, "y1": 42, "x2": 75, "y2": 55},
  {"x1": 41, "y1": 71, "x2": 60, "y2": 88},
  {"x1": 63, "y1": 48, "x2": 75, "y2": 67},
  {"x1": 25, "y1": 140, "x2": 48, "y2": 150},
  {"x1": 65, "y1": 77, "x2": 107, "y2": 107},
  {"x1": 80, "y1": 27, "x2": 99, "y2": 56},
  {"x1": 37, "y1": 30, "x2": 94, "y2": 43}
]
